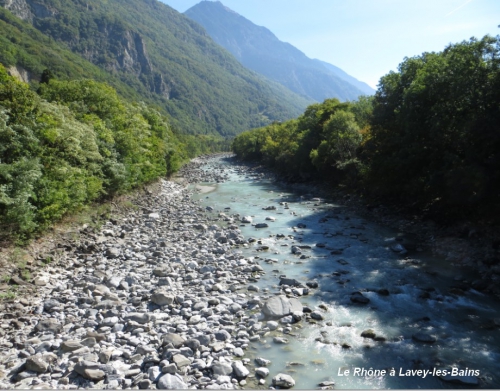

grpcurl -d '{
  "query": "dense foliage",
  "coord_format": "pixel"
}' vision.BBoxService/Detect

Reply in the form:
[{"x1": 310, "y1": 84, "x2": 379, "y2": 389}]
[
  {"x1": 0, "y1": 65, "x2": 185, "y2": 238},
  {"x1": 233, "y1": 36, "x2": 500, "y2": 222},
  {"x1": 232, "y1": 97, "x2": 371, "y2": 182},
  {"x1": 0, "y1": 0, "x2": 309, "y2": 138}
]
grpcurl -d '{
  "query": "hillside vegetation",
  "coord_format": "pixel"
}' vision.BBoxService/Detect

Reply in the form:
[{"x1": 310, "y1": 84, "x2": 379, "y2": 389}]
[
  {"x1": 0, "y1": 65, "x2": 187, "y2": 239},
  {"x1": 233, "y1": 36, "x2": 500, "y2": 222},
  {"x1": 0, "y1": 0, "x2": 310, "y2": 137}
]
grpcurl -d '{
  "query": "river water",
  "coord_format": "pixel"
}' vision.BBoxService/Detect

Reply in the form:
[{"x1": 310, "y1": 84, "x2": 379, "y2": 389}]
[{"x1": 191, "y1": 157, "x2": 500, "y2": 389}]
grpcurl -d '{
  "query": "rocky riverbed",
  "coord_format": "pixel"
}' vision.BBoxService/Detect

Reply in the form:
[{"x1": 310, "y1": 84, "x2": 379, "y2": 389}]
[
  {"x1": 0, "y1": 154, "x2": 499, "y2": 390},
  {"x1": 0, "y1": 155, "x2": 317, "y2": 390}
]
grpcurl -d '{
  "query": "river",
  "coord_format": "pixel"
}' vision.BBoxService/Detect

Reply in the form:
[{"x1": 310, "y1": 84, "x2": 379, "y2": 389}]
[{"x1": 190, "y1": 156, "x2": 500, "y2": 389}]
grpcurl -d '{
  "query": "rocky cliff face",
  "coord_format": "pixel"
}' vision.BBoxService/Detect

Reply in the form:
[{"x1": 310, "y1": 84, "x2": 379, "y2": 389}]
[
  {"x1": 0, "y1": 0, "x2": 57, "y2": 22},
  {"x1": 7, "y1": 65, "x2": 33, "y2": 83},
  {"x1": 0, "y1": 0, "x2": 33, "y2": 21},
  {"x1": 0, "y1": 0, "x2": 172, "y2": 97}
]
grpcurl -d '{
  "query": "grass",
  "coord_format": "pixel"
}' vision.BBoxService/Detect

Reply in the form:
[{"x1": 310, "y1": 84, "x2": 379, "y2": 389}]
[
  {"x1": 0, "y1": 286, "x2": 18, "y2": 301},
  {"x1": 0, "y1": 289, "x2": 17, "y2": 301}
]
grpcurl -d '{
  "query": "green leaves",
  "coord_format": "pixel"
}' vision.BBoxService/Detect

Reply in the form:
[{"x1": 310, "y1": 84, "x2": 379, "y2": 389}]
[
  {"x1": 364, "y1": 35, "x2": 500, "y2": 220},
  {"x1": 0, "y1": 65, "x2": 188, "y2": 239},
  {"x1": 233, "y1": 99, "x2": 366, "y2": 183}
]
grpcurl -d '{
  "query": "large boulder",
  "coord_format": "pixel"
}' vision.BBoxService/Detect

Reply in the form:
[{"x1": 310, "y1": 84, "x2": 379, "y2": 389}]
[
  {"x1": 272, "y1": 373, "x2": 296, "y2": 388},
  {"x1": 262, "y1": 295, "x2": 302, "y2": 319}
]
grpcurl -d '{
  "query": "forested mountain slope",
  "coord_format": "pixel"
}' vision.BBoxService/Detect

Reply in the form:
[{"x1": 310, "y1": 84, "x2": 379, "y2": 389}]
[
  {"x1": 0, "y1": 0, "x2": 310, "y2": 137},
  {"x1": 185, "y1": 1, "x2": 372, "y2": 102}
]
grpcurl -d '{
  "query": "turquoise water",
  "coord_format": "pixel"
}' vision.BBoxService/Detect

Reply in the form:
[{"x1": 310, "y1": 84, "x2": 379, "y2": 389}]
[{"x1": 192, "y1": 159, "x2": 500, "y2": 389}]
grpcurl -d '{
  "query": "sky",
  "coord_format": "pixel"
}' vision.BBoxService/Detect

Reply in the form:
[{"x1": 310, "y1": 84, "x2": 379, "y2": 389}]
[{"x1": 158, "y1": 0, "x2": 500, "y2": 89}]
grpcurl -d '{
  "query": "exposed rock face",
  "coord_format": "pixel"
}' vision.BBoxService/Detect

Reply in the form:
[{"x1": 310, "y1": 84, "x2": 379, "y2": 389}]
[
  {"x1": 0, "y1": 0, "x2": 33, "y2": 22},
  {"x1": 7, "y1": 66, "x2": 31, "y2": 83}
]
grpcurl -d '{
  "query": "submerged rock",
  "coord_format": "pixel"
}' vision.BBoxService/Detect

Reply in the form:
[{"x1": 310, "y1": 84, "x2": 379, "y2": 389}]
[
  {"x1": 412, "y1": 332, "x2": 437, "y2": 343},
  {"x1": 350, "y1": 291, "x2": 370, "y2": 304}
]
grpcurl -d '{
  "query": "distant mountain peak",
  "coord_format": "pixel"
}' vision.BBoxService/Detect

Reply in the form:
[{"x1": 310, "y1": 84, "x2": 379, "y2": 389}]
[{"x1": 185, "y1": 1, "x2": 374, "y2": 101}]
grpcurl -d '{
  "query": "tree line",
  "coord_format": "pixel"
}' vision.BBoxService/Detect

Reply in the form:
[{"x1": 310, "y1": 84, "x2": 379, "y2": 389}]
[
  {"x1": 233, "y1": 36, "x2": 500, "y2": 223},
  {"x1": 0, "y1": 65, "x2": 221, "y2": 239}
]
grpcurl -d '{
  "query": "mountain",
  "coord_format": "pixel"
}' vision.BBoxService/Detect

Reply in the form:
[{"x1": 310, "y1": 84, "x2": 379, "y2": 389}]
[
  {"x1": 0, "y1": 0, "x2": 311, "y2": 137},
  {"x1": 314, "y1": 60, "x2": 375, "y2": 96},
  {"x1": 184, "y1": 1, "x2": 374, "y2": 102}
]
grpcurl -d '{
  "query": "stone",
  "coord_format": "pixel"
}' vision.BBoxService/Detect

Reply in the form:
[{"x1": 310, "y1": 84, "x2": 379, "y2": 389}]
[
  {"x1": 350, "y1": 292, "x2": 370, "y2": 304},
  {"x1": 106, "y1": 248, "x2": 121, "y2": 259},
  {"x1": 188, "y1": 314, "x2": 202, "y2": 325},
  {"x1": 81, "y1": 337, "x2": 97, "y2": 347},
  {"x1": 214, "y1": 329, "x2": 230, "y2": 341},
  {"x1": 262, "y1": 295, "x2": 302, "y2": 319},
  {"x1": 211, "y1": 362, "x2": 233, "y2": 376},
  {"x1": 360, "y1": 329, "x2": 376, "y2": 339},
  {"x1": 272, "y1": 373, "x2": 295, "y2": 388},
  {"x1": 255, "y1": 223, "x2": 269, "y2": 228},
  {"x1": 25, "y1": 356, "x2": 48, "y2": 373},
  {"x1": 241, "y1": 216, "x2": 253, "y2": 224},
  {"x1": 162, "y1": 333, "x2": 185, "y2": 348},
  {"x1": 157, "y1": 373, "x2": 188, "y2": 389},
  {"x1": 139, "y1": 379, "x2": 152, "y2": 389},
  {"x1": 153, "y1": 267, "x2": 170, "y2": 277},
  {"x1": 151, "y1": 290, "x2": 174, "y2": 306},
  {"x1": 232, "y1": 360, "x2": 250, "y2": 378},
  {"x1": 74, "y1": 361, "x2": 105, "y2": 380},
  {"x1": 391, "y1": 243, "x2": 408, "y2": 255},
  {"x1": 43, "y1": 299, "x2": 60, "y2": 312},
  {"x1": 310, "y1": 311, "x2": 324, "y2": 320},
  {"x1": 412, "y1": 332, "x2": 437, "y2": 343},
  {"x1": 106, "y1": 276, "x2": 122, "y2": 288},
  {"x1": 162, "y1": 363, "x2": 177, "y2": 374},
  {"x1": 255, "y1": 357, "x2": 271, "y2": 366},
  {"x1": 185, "y1": 339, "x2": 201, "y2": 351},
  {"x1": 279, "y1": 277, "x2": 304, "y2": 287},
  {"x1": 256, "y1": 367, "x2": 270, "y2": 378},
  {"x1": 60, "y1": 340, "x2": 83, "y2": 352},
  {"x1": 35, "y1": 319, "x2": 62, "y2": 334},
  {"x1": 83, "y1": 369, "x2": 106, "y2": 381},
  {"x1": 172, "y1": 354, "x2": 190, "y2": 369},
  {"x1": 33, "y1": 275, "x2": 50, "y2": 286},
  {"x1": 306, "y1": 280, "x2": 319, "y2": 288},
  {"x1": 123, "y1": 312, "x2": 150, "y2": 324}
]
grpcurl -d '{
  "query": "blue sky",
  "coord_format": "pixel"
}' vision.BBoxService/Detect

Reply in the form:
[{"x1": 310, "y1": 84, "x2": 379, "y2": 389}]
[{"x1": 159, "y1": 0, "x2": 500, "y2": 89}]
